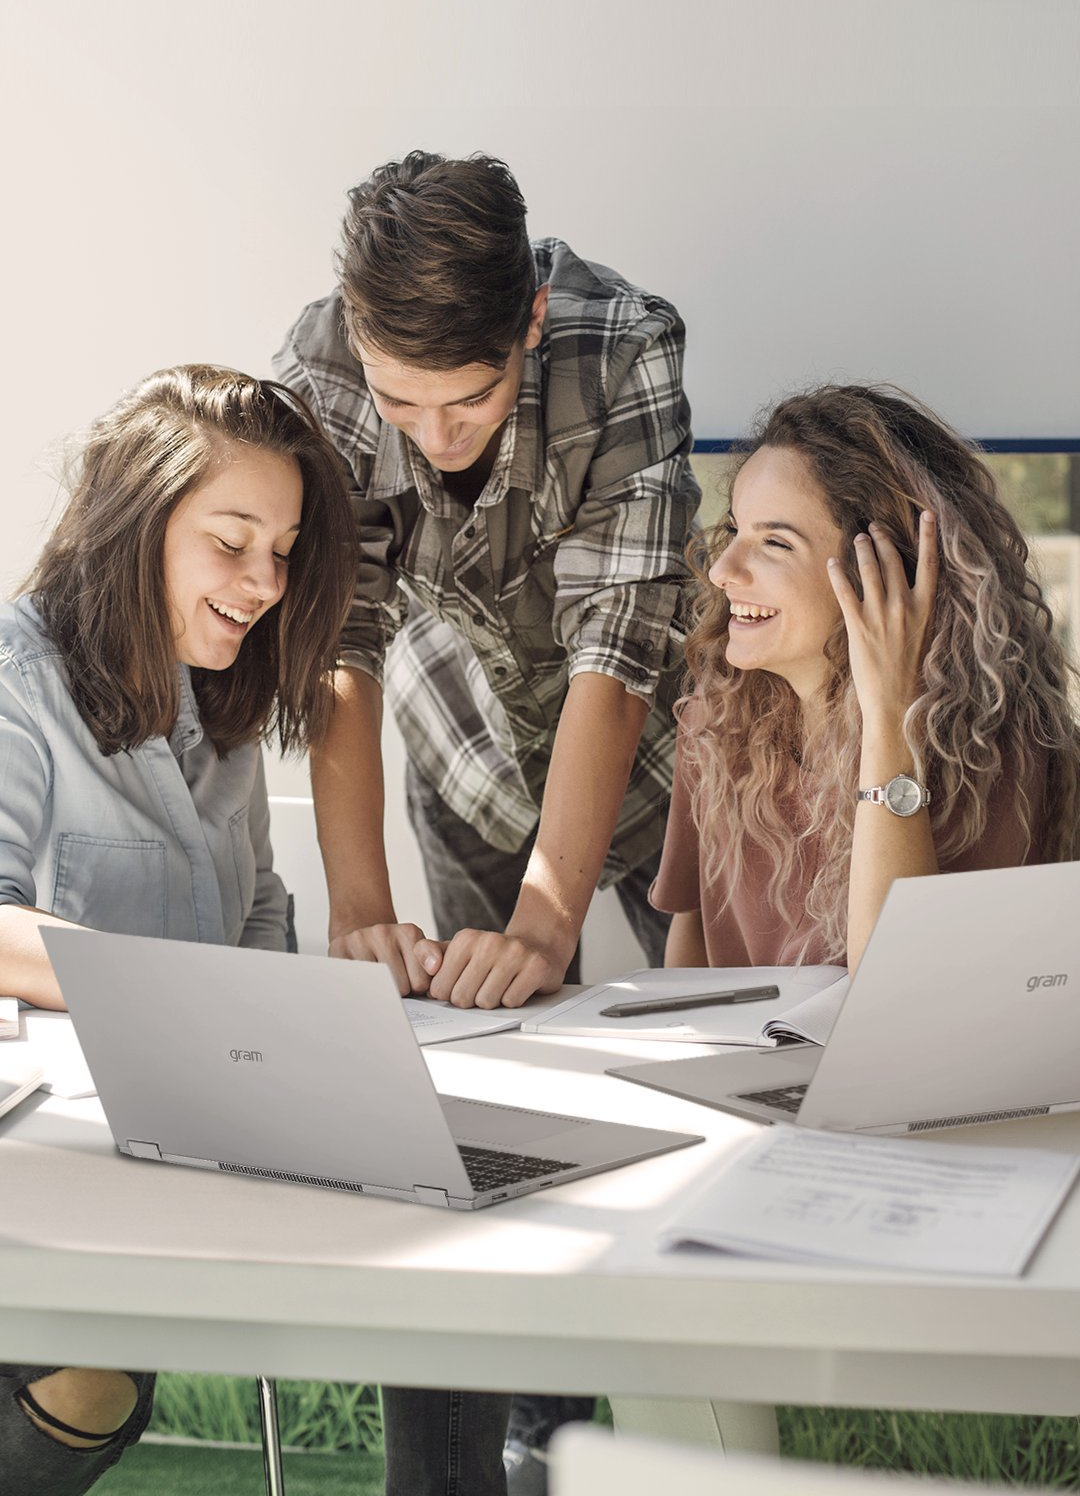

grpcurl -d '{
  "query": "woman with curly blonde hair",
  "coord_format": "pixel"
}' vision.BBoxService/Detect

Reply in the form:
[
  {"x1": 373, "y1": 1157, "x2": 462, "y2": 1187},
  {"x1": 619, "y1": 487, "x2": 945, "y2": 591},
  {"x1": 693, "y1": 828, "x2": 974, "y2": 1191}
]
[{"x1": 655, "y1": 383, "x2": 1080, "y2": 975}]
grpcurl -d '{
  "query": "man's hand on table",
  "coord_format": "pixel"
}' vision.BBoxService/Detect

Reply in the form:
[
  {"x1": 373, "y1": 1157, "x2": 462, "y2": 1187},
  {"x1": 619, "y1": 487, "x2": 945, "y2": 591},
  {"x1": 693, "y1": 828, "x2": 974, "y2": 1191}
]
[
  {"x1": 328, "y1": 923, "x2": 433, "y2": 996},
  {"x1": 413, "y1": 929, "x2": 568, "y2": 1009}
]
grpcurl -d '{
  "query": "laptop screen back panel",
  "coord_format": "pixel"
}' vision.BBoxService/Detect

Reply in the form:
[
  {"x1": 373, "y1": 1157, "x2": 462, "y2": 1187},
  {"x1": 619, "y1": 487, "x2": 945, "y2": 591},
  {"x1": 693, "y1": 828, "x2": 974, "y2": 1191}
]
[
  {"x1": 44, "y1": 930, "x2": 474, "y2": 1197},
  {"x1": 799, "y1": 861, "x2": 1080, "y2": 1133}
]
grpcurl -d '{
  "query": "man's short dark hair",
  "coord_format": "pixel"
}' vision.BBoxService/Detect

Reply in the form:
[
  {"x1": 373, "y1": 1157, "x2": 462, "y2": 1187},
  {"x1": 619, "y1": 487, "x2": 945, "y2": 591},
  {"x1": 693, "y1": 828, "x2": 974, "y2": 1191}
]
[{"x1": 337, "y1": 151, "x2": 537, "y2": 371}]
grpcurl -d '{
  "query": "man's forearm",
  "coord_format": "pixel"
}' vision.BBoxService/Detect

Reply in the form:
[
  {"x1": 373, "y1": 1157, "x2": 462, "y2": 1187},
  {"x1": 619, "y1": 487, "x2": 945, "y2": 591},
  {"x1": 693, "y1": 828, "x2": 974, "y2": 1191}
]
[
  {"x1": 506, "y1": 673, "x2": 650, "y2": 963},
  {"x1": 309, "y1": 668, "x2": 396, "y2": 938}
]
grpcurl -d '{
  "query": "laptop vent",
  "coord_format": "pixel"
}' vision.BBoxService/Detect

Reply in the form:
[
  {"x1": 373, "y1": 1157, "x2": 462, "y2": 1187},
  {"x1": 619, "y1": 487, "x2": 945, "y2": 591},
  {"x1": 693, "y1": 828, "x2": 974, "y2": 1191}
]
[
  {"x1": 907, "y1": 1105, "x2": 1050, "y2": 1132},
  {"x1": 220, "y1": 1161, "x2": 365, "y2": 1193}
]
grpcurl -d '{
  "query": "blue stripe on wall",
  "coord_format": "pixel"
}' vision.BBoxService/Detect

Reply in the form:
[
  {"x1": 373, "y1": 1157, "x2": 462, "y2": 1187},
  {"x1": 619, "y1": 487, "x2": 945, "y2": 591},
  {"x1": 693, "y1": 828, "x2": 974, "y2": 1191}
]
[{"x1": 693, "y1": 438, "x2": 1080, "y2": 454}]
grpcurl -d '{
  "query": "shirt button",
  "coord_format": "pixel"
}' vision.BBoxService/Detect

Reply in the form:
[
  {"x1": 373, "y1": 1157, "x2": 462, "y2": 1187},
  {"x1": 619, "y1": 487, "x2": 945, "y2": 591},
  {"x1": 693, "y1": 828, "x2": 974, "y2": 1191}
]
[
  {"x1": 472, "y1": 612, "x2": 485, "y2": 627},
  {"x1": 493, "y1": 665, "x2": 507, "y2": 677},
  {"x1": 463, "y1": 525, "x2": 476, "y2": 538}
]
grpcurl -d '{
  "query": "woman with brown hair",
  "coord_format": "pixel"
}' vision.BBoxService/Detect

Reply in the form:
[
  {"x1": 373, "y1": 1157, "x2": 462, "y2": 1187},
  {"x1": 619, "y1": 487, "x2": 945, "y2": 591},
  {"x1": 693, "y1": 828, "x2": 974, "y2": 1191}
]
[
  {"x1": 0, "y1": 364, "x2": 354, "y2": 1492},
  {"x1": 656, "y1": 383, "x2": 1080, "y2": 978}
]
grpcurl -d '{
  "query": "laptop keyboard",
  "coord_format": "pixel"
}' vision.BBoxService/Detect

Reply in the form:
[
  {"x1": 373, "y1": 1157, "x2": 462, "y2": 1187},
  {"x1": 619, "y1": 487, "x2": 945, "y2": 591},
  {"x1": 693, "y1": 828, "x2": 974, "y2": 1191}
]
[
  {"x1": 735, "y1": 1083, "x2": 808, "y2": 1114},
  {"x1": 458, "y1": 1144, "x2": 578, "y2": 1192}
]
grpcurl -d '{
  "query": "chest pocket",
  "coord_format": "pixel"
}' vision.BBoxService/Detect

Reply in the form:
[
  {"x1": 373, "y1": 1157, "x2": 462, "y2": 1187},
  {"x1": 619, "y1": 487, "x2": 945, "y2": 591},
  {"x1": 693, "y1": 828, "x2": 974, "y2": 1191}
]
[{"x1": 51, "y1": 835, "x2": 167, "y2": 937}]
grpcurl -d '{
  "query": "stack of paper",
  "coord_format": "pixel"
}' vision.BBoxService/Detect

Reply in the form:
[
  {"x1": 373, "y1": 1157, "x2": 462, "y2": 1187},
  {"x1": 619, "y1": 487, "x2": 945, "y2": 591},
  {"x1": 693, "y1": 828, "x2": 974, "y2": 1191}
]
[
  {"x1": 0, "y1": 997, "x2": 19, "y2": 1039},
  {"x1": 660, "y1": 1125, "x2": 1080, "y2": 1276},
  {"x1": 18, "y1": 1010, "x2": 97, "y2": 1097}
]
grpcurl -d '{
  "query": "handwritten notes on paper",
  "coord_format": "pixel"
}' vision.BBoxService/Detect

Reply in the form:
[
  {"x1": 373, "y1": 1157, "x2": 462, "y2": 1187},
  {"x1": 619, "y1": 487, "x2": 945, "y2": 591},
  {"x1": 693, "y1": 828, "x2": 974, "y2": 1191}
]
[{"x1": 660, "y1": 1126, "x2": 1080, "y2": 1276}]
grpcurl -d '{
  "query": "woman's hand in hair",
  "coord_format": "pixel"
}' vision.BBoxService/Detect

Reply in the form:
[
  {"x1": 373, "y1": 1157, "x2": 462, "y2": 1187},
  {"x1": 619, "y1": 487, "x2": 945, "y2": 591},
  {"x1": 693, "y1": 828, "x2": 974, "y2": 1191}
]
[{"x1": 828, "y1": 510, "x2": 938, "y2": 733}]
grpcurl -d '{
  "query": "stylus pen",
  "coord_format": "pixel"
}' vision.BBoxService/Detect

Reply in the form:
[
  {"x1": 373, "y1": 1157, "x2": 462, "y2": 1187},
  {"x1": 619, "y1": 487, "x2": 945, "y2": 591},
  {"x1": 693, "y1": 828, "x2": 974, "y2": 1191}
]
[{"x1": 599, "y1": 983, "x2": 780, "y2": 1019}]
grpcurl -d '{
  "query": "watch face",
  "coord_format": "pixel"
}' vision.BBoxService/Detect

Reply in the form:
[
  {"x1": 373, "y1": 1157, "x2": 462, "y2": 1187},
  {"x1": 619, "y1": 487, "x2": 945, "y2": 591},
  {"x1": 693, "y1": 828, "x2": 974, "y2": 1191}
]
[{"x1": 885, "y1": 775, "x2": 924, "y2": 816}]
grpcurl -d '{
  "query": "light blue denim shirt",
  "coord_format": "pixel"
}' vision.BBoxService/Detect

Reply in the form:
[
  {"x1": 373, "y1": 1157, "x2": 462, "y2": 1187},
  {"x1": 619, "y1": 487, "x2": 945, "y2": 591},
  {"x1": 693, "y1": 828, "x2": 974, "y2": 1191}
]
[{"x1": 0, "y1": 597, "x2": 287, "y2": 949}]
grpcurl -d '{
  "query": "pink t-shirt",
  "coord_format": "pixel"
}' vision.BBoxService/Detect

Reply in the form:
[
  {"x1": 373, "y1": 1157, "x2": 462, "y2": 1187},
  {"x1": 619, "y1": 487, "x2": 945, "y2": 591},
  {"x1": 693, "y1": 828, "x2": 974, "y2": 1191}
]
[{"x1": 651, "y1": 723, "x2": 1048, "y2": 968}]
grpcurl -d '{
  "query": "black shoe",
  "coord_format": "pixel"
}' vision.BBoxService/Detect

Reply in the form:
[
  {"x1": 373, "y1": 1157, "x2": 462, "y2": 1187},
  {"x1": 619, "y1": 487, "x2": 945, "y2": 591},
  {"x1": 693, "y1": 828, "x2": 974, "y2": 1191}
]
[
  {"x1": 504, "y1": 1394, "x2": 595, "y2": 1496},
  {"x1": 503, "y1": 1434, "x2": 551, "y2": 1496}
]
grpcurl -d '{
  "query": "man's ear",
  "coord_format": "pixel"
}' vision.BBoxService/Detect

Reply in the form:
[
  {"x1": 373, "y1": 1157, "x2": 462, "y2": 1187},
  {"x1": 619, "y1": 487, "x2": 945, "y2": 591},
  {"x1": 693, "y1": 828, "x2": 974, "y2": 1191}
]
[{"x1": 524, "y1": 284, "x2": 550, "y2": 350}]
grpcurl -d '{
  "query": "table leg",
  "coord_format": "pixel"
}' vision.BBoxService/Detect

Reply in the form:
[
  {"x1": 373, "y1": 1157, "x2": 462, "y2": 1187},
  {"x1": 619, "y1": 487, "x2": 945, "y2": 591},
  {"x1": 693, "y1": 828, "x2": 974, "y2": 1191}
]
[{"x1": 257, "y1": 1376, "x2": 286, "y2": 1495}]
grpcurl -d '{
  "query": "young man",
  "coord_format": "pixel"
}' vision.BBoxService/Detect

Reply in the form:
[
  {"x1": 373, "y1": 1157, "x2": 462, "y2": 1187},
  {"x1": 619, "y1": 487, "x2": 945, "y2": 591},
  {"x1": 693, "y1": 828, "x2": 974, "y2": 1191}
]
[
  {"x1": 274, "y1": 150, "x2": 699, "y2": 1012},
  {"x1": 274, "y1": 150, "x2": 700, "y2": 1493}
]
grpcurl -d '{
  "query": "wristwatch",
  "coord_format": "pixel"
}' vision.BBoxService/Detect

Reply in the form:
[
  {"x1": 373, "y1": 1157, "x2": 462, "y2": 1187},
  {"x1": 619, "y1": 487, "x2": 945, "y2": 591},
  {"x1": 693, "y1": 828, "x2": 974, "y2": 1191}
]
[{"x1": 856, "y1": 774, "x2": 931, "y2": 817}]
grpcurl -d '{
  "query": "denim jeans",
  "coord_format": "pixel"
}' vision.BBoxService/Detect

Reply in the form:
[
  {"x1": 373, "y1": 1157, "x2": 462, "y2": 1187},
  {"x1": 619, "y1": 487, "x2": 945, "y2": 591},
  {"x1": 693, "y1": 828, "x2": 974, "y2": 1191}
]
[
  {"x1": 382, "y1": 1387, "x2": 513, "y2": 1496},
  {"x1": 0, "y1": 1365, "x2": 155, "y2": 1496}
]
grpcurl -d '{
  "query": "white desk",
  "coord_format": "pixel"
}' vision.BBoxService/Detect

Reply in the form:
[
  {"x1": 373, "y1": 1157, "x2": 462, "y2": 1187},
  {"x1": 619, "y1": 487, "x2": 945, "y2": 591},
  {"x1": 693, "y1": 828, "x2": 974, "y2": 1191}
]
[{"x1": 2, "y1": 1019, "x2": 1080, "y2": 1417}]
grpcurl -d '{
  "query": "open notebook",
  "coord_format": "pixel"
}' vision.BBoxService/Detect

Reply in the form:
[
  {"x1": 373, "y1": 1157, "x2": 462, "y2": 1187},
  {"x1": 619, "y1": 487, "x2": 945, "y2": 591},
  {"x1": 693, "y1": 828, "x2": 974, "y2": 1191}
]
[{"x1": 520, "y1": 966, "x2": 847, "y2": 1044}]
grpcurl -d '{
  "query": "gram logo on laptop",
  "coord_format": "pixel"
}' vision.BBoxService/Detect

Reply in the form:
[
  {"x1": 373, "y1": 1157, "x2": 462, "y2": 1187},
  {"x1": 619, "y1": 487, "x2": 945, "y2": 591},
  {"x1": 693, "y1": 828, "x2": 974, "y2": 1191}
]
[{"x1": 610, "y1": 861, "x2": 1080, "y2": 1135}]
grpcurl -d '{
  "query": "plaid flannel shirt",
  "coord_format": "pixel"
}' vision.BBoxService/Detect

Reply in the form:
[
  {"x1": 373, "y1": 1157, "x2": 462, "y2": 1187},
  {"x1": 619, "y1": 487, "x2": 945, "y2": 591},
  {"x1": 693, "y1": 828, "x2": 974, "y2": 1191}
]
[{"x1": 273, "y1": 239, "x2": 700, "y2": 884}]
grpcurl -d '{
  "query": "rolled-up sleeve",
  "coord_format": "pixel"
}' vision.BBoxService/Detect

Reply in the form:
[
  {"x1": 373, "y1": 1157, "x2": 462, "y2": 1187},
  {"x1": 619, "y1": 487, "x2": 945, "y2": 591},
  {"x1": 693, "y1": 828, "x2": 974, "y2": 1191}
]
[
  {"x1": 238, "y1": 754, "x2": 289, "y2": 952},
  {"x1": 0, "y1": 655, "x2": 50, "y2": 909},
  {"x1": 552, "y1": 311, "x2": 700, "y2": 701}
]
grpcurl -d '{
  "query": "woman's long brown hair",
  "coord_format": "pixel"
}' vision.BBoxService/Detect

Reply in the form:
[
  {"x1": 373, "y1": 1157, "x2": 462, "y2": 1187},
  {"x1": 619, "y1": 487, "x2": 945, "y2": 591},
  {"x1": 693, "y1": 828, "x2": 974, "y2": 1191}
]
[{"x1": 28, "y1": 365, "x2": 357, "y2": 756}]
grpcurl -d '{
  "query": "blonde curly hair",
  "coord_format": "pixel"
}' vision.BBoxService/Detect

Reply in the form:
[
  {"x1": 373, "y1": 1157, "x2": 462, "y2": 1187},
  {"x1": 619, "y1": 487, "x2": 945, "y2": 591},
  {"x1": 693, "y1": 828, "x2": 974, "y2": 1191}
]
[{"x1": 681, "y1": 384, "x2": 1080, "y2": 963}]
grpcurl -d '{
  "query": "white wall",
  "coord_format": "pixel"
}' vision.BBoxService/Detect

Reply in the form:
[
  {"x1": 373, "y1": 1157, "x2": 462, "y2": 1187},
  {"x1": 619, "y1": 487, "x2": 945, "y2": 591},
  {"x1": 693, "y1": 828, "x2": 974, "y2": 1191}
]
[{"x1": 6, "y1": 0, "x2": 1079, "y2": 973}]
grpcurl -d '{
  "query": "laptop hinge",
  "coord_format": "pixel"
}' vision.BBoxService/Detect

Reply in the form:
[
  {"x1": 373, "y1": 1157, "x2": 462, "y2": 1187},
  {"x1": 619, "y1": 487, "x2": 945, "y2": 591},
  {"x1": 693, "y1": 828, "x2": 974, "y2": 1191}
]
[
  {"x1": 126, "y1": 1139, "x2": 162, "y2": 1159},
  {"x1": 413, "y1": 1185, "x2": 451, "y2": 1207}
]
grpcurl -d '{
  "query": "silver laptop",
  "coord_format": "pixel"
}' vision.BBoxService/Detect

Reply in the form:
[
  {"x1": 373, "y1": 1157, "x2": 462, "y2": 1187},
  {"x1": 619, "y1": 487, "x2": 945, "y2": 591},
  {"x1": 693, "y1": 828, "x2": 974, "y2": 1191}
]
[
  {"x1": 610, "y1": 861, "x2": 1080, "y2": 1135},
  {"x1": 42, "y1": 928, "x2": 702, "y2": 1210}
]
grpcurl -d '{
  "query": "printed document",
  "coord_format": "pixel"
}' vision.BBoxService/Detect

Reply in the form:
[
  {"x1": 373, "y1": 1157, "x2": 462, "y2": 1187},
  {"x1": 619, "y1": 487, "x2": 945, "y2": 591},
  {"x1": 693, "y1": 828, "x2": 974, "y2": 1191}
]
[{"x1": 660, "y1": 1125, "x2": 1080, "y2": 1276}]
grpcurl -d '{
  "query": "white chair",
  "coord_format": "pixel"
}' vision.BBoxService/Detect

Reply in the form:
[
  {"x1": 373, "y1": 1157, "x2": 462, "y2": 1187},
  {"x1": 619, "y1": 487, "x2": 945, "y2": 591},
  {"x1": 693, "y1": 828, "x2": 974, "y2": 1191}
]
[
  {"x1": 550, "y1": 1424, "x2": 1053, "y2": 1496},
  {"x1": 609, "y1": 1395, "x2": 778, "y2": 1455}
]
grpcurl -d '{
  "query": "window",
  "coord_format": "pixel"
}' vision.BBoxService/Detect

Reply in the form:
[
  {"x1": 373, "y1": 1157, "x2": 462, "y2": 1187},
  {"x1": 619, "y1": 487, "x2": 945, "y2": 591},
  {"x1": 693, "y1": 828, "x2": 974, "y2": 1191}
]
[{"x1": 690, "y1": 447, "x2": 1080, "y2": 661}]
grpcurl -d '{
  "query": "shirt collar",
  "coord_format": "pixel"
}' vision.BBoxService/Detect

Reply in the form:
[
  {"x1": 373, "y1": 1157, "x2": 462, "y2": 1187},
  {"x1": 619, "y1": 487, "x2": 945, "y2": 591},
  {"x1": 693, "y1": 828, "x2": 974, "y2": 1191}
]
[{"x1": 505, "y1": 344, "x2": 545, "y2": 496}]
